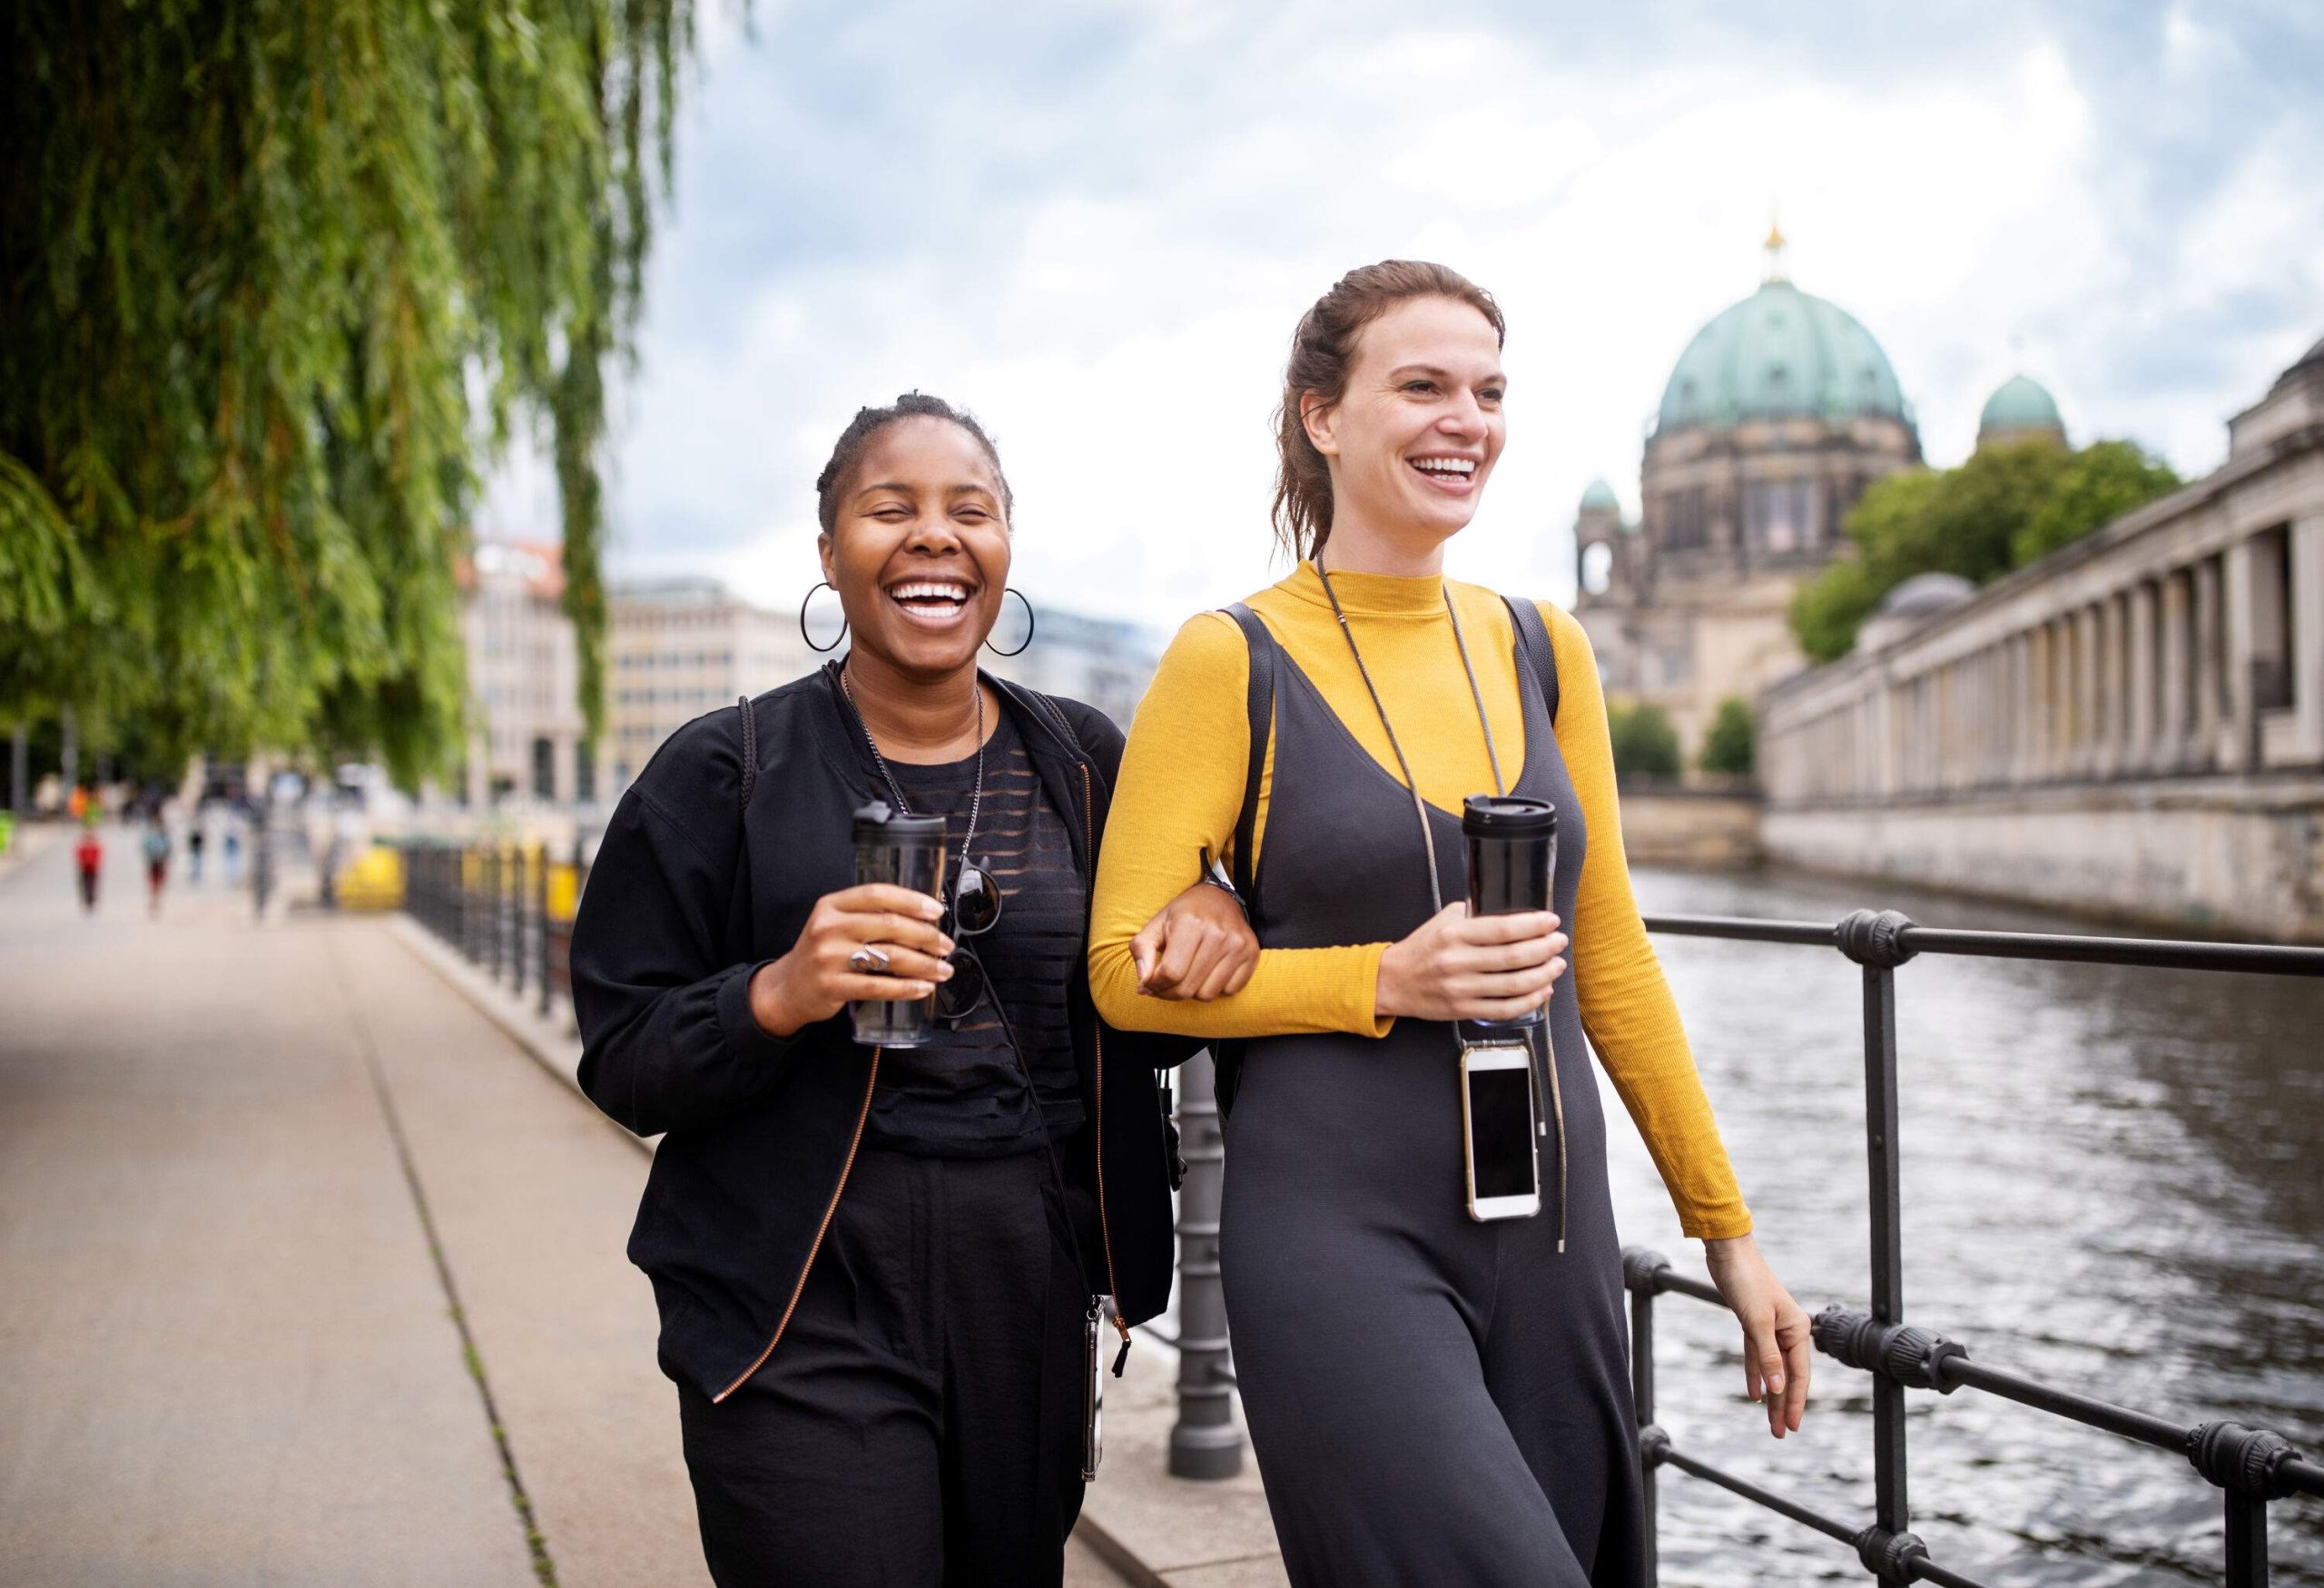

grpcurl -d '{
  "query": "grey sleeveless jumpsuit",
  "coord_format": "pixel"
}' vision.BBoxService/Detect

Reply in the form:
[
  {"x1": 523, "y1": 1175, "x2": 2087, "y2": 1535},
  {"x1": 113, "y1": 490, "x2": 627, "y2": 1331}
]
[{"x1": 1219, "y1": 611, "x2": 1648, "y2": 1587}]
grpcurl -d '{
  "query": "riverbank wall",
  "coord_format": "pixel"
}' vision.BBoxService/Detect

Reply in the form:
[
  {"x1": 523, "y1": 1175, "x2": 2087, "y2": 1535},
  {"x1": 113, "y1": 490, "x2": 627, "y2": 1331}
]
[
  {"x1": 1760, "y1": 776, "x2": 2324, "y2": 942},
  {"x1": 1616, "y1": 791, "x2": 1763, "y2": 868}
]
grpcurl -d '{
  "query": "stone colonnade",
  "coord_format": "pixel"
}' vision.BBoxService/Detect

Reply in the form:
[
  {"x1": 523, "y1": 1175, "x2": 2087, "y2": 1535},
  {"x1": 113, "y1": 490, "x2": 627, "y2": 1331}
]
[{"x1": 1765, "y1": 511, "x2": 2324, "y2": 806}]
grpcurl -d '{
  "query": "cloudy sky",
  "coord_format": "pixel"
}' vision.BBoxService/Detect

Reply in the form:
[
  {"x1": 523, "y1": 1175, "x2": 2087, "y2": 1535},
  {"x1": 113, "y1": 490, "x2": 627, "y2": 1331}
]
[{"x1": 483, "y1": 0, "x2": 2324, "y2": 629}]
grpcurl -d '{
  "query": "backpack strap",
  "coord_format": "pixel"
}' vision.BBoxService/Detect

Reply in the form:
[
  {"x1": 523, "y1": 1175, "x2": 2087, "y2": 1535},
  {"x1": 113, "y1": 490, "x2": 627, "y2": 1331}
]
[
  {"x1": 736, "y1": 695, "x2": 758, "y2": 814},
  {"x1": 1502, "y1": 597, "x2": 1560, "y2": 725},
  {"x1": 1223, "y1": 604, "x2": 1276, "y2": 899}
]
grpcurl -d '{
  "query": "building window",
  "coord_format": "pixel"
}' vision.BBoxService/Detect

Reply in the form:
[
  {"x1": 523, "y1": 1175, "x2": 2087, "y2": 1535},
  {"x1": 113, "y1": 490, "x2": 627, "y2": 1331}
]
[
  {"x1": 1745, "y1": 478, "x2": 1818, "y2": 554},
  {"x1": 532, "y1": 736, "x2": 555, "y2": 801},
  {"x1": 1663, "y1": 489, "x2": 1707, "y2": 550},
  {"x1": 576, "y1": 743, "x2": 596, "y2": 804},
  {"x1": 1581, "y1": 541, "x2": 1614, "y2": 596}
]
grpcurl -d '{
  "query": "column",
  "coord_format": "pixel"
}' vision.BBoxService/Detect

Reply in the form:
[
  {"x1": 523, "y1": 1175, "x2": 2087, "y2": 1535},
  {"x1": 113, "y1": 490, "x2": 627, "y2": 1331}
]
[
  {"x1": 2051, "y1": 618, "x2": 2073, "y2": 779},
  {"x1": 2112, "y1": 593, "x2": 2132, "y2": 775},
  {"x1": 2092, "y1": 604, "x2": 2110, "y2": 781},
  {"x1": 2293, "y1": 514, "x2": 2324, "y2": 764},
  {"x1": 2160, "y1": 570, "x2": 2191, "y2": 771},
  {"x1": 2224, "y1": 536, "x2": 2261, "y2": 770},
  {"x1": 2014, "y1": 632, "x2": 2035, "y2": 784},
  {"x1": 1998, "y1": 646, "x2": 2017, "y2": 790},
  {"x1": 2192, "y1": 556, "x2": 2224, "y2": 771},
  {"x1": 2128, "y1": 580, "x2": 2158, "y2": 773}
]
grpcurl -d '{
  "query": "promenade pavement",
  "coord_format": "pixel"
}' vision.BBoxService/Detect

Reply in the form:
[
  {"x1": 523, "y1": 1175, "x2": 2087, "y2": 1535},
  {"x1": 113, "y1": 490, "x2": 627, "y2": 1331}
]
[{"x1": 0, "y1": 832, "x2": 1134, "y2": 1585}]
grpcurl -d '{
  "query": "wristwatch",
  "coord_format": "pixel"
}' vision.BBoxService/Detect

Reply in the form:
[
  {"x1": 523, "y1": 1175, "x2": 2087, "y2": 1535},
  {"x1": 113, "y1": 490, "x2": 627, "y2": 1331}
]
[{"x1": 1198, "y1": 845, "x2": 1244, "y2": 906}]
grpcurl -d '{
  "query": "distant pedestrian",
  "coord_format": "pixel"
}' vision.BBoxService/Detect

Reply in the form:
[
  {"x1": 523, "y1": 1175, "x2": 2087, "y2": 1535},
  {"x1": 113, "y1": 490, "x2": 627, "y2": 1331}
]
[
  {"x1": 187, "y1": 823, "x2": 206, "y2": 883},
  {"x1": 142, "y1": 817, "x2": 171, "y2": 915},
  {"x1": 74, "y1": 827, "x2": 103, "y2": 913},
  {"x1": 222, "y1": 816, "x2": 242, "y2": 883}
]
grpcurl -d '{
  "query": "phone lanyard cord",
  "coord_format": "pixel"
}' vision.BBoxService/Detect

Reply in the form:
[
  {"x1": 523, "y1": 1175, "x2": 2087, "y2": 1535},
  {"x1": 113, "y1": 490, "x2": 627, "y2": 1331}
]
[
  {"x1": 1315, "y1": 565, "x2": 1503, "y2": 916},
  {"x1": 1317, "y1": 565, "x2": 1565, "y2": 1251}
]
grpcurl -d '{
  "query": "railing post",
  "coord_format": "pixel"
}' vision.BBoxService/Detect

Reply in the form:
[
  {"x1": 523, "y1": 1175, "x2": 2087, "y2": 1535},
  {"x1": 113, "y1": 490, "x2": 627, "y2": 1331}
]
[
  {"x1": 1838, "y1": 909, "x2": 1920, "y2": 1582},
  {"x1": 2224, "y1": 1490, "x2": 2269, "y2": 1587},
  {"x1": 493, "y1": 843, "x2": 509, "y2": 980},
  {"x1": 1623, "y1": 1248, "x2": 1671, "y2": 1587},
  {"x1": 537, "y1": 843, "x2": 553, "y2": 1019},
  {"x1": 463, "y1": 844, "x2": 479, "y2": 962},
  {"x1": 1168, "y1": 1050, "x2": 1244, "y2": 1479},
  {"x1": 510, "y1": 844, "x2": 528, "y2": 997}
]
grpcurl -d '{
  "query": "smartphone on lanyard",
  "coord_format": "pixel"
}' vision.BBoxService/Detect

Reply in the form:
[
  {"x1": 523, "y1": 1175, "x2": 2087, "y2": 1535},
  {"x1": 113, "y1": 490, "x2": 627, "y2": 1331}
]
[{"x1": 1461, "y1": 1038, "x2": 1542, "y2": 1221}]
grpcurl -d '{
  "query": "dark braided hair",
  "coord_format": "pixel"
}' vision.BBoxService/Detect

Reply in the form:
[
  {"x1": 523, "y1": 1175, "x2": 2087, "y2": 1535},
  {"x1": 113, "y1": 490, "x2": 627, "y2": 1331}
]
[{"x1": 813, "y1": 391, "x2": 1014, "y2": 534}]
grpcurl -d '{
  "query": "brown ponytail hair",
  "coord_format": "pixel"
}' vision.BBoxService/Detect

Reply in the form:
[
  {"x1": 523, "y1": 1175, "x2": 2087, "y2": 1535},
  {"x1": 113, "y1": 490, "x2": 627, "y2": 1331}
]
[{"x1": 1271, "y1": 261, "x2": 1506, "y2": 560}]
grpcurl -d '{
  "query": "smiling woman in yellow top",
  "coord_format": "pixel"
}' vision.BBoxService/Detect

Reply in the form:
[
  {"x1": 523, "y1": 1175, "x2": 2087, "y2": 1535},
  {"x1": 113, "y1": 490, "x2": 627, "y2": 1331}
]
[{"x1": 1088, "y1": 261, "x2": 1812, "y2": 1588}]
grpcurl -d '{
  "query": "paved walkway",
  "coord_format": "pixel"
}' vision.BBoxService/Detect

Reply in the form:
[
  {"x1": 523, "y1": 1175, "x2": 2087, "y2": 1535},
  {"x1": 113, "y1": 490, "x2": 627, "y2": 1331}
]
[{"x1": 0, "y1": 832, "x2": 1132, "y2": 1584}]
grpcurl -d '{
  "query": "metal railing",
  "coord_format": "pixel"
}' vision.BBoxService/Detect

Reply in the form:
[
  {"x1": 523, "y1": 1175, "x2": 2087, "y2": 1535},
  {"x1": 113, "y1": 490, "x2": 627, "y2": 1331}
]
[
  {"x1": 1159, "y1": 907, "x2": 2323, "y2": 1585},
  {"x1": 1620, "y1": 908, "x2": 2323, "y2": 1586},
  {"x1": 399, "y1": 837, "x2": 591, "y2": 1021}
]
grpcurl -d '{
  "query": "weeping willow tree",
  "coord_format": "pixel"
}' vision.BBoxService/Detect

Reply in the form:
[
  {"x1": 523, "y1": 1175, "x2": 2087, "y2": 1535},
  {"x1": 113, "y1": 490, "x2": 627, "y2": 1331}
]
[{"x1": 0, "y1": 2, "x2": 698, "y2": 785}]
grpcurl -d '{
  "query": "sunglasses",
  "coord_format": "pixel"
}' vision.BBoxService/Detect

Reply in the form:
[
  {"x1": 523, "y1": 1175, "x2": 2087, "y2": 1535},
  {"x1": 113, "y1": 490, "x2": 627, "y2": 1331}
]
[{"x1": 935, "y1": 857, "x2": 1002, "y2": 1027}]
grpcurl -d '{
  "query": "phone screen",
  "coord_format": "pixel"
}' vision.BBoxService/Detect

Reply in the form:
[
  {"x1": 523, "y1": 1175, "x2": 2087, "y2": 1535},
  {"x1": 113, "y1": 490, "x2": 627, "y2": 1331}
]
[{"x1": 1467, "y1": 1063, "x2": 1537, "y2": 1199}]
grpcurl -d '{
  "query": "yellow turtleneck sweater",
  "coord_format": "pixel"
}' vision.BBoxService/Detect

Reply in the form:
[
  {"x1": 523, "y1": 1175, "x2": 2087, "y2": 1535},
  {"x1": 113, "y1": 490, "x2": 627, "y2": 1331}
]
[{"x1": 1088, "y1": 562, "x2": 1750, "y2": 1240}]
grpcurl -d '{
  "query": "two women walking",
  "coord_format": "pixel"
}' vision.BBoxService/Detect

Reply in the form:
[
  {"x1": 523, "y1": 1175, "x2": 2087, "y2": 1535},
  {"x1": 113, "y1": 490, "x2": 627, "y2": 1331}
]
[{"x1": 573, "y1": 262, "x2": 1810, "y2": 1587}]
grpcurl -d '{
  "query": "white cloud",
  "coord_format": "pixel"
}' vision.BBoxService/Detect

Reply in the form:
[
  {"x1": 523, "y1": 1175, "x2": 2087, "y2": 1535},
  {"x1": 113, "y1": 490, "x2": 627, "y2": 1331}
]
[{"x1": 479, "y1": 1, "x2": 2324, "y2": 633}]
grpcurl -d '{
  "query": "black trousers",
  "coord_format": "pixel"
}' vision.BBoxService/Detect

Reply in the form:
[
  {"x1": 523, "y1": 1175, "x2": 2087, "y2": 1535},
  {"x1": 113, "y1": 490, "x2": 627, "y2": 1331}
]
[{"x1": 675, "y1": 1147, "x2": 1089, "y2": 1587}]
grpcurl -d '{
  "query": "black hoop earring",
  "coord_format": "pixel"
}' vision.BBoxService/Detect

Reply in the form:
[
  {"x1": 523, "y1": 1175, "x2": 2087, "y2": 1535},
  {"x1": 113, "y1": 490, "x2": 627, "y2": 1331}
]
[
  {"x1": 800, "y1": 580, "x2": 848, "y2": 654},
  {"x1": 984, "y1": 587, "x2": 1036, "y2": 657}
]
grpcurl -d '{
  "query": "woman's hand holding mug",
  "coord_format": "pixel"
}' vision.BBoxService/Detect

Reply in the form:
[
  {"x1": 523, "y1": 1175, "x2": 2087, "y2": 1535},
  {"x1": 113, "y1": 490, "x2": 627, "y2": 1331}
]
[
  {"x1": 1374, "y1": 902, "x2": 1566, "y2": 1024},
  {"x1": 750, "y1": 883, "x2": 954, "y2": 1038}
]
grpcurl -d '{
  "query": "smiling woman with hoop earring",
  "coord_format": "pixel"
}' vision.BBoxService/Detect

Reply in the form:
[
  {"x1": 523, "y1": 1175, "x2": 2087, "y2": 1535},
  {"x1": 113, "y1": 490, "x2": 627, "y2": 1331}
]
[
  {"x1": 1088, "y1": 265, "x2": 1814, "y2": 1586},
  {"x1": 570, "y1": 392, "x2": 1257, "y2": 1586}
]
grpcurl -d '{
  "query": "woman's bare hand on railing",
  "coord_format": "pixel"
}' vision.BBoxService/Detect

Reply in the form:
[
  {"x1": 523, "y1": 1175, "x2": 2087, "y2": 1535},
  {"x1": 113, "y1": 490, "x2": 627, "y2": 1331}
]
[
  {"x1": 1375, "y1": 902, "x2": 1567, "y2": 1024},
  {"x1": 1706, "y1": 1232, "x2": 1813, "y2": 1438},
  {"x1": 1131, "y1": 881, "x2": 1259, "y2": 1001}
]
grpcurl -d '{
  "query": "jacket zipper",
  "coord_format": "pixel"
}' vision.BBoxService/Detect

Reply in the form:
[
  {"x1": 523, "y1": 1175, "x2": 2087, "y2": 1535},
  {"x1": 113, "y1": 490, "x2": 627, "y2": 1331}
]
[
  {"x1": 712, "y1": 1046, "x2": 882, "y2": 1403},
  {"x1": 1079, "y1": 764, "x2": 1131, "y2": 1360}
]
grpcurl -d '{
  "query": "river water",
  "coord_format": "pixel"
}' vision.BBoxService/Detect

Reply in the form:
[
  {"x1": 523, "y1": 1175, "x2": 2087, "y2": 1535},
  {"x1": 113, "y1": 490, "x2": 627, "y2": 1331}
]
[{"x1": 1611, "y1": 865, "x2": 2324, "y2": 1585}]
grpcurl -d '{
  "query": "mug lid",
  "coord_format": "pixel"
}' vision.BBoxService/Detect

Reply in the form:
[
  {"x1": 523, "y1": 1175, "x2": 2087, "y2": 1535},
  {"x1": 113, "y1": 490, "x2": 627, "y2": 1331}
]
[
  {"x1": 1461, "y1": 794, "x2": 1557, "y2": 837},
  {"x1": 852, "y1": 800, "x2": 948, "y2": 842}
]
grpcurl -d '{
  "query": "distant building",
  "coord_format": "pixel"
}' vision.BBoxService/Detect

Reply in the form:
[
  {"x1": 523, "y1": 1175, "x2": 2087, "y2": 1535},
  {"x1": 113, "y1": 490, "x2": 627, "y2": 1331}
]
[
  {"x1": 1574, "y1": 229, "x2": 1924, "y2": 774},
  {"x1": 1757, "y1": 333, "x2": 2324, "y2": 940},
  {"x1": 610, "y1": 578, "x2": 815, "y2": 785},
  {"x1": 603, "y1": 576, "x2": 1156, "y2": 784},
  {"x1": 460, "y1": 539, "x2": 599, "y2": 806},
  {"x1": 1976, "y1": 374, "x2": 2069, "y2": 451},
  {"x1": 985, "y1": 606, "x2": 1158, "y2": 729}
]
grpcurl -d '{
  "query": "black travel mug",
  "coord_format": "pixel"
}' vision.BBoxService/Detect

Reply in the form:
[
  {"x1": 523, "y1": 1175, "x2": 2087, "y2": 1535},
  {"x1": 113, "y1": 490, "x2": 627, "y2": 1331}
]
[
  {"x1": 849, "y1": 801, "x2": 949, "y2": 1047},
  {"x1": 1462, "y1": 794, "x2": 1558, "y2": 1031}
]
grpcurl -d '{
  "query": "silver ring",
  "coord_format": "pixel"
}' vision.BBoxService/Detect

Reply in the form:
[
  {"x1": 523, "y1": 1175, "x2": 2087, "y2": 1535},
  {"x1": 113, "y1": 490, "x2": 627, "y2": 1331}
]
[{"x1": 848, "y1": 945, "x2": 891, "y2": 974}]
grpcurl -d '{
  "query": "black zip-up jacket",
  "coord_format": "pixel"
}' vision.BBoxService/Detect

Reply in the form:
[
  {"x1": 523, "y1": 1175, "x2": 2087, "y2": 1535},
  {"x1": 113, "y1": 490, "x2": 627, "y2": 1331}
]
[{"x1": 571, "y1": 664, "x2": 1191, "y2": 1404}]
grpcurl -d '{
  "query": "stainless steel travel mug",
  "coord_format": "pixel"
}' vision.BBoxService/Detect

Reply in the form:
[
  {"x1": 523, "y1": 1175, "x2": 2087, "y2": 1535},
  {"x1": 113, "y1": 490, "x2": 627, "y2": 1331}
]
[
  {"x1": 848, "y1": 801, "x2": 948, "y2": 1047},
  {"x1": 1462, "y1": 794, "x2": 1558, "y2": 1031}
]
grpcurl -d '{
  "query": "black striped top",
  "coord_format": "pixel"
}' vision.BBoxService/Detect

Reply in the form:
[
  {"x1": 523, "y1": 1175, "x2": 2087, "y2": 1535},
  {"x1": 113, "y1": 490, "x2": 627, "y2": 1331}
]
[{"x1": 865, "y1": 710, "x2": 1087, "y2": 1156}]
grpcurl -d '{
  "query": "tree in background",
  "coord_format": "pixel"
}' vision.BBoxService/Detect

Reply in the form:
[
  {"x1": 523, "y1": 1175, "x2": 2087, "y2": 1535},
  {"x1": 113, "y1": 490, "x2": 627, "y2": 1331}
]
[
  {"x1": 0, "y1": 3, "x2": 698, "y2": 785},
  {"x1": 1608, "y1": 701, "x2": 1682, "y2": 784},
  {"x1": 1789, "y1": 439, "x2": 2181, "y2": 663},
  {"x1": 1699, "y1": 696, "x2": 1755, "y2": 779}
]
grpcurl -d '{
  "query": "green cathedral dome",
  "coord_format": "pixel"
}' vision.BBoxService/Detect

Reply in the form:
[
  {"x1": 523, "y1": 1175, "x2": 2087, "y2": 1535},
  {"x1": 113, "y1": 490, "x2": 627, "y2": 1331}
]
[
  {"x1": 1580, "y1": 478, "x2": 1620, "y2": 510},
  {"x1": 1656, "y1": 278, "x2": 1908, "y2": 433},
  {"x1": 1977, "y1": 374, "x2": 2063, "y2": 436}
]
